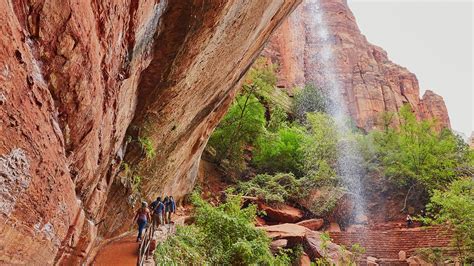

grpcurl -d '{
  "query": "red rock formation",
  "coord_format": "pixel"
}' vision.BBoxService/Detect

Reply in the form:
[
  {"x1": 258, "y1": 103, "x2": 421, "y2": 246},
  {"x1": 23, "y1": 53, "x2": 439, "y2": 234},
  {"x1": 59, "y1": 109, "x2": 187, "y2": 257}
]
[
  {"x1": 419, "y1": 90, "x2": 451, "y2": 131},
  {"x1": 0, "y1": 0, "x2": 300, "y2": 264},
  {"x1": 258, "y1": 202, "x2": 304, "y2": 223},
  {"x1": 263, "y1": 0, "x2": 451, "y2": 131},
  {"x1": 297, "y1": 218, "x2": 324, "y2": 231},
  {"x1": 263, "y1": 223, "x2": 351, "y2": 263}
]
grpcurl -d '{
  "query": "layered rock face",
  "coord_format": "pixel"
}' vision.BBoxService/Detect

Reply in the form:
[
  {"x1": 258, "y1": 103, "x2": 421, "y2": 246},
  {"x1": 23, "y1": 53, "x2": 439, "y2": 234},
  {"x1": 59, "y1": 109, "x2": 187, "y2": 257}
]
[
  {"x1": 263, "y1": 0, "x2": 450, "y2": 130},
  {"x1": 0, "y1": 0, "x2": 300, "y2": 264}
]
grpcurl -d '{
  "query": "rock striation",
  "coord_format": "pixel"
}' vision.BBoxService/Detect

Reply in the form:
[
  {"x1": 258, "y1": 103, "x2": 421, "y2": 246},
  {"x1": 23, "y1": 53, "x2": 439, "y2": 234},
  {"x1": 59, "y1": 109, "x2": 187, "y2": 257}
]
[
  {"x1": 0, "y1": 0, "x2": 300, "y2": 264},
  {"x1": 263, "y1": 0, "x2": 451, "y2": 131}
]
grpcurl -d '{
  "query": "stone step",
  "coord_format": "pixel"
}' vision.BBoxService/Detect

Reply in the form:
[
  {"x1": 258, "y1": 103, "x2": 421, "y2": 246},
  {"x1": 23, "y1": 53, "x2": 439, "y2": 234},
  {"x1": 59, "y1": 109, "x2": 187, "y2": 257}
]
[{"x1": 329, "y1": 226, "x2": 452, "y2": 260}]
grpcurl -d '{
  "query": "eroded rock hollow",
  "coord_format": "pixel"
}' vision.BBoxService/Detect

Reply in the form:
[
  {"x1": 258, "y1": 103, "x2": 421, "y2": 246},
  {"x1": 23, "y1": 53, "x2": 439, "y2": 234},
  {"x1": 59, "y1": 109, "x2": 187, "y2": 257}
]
[{"x1": 0, "y1": 0, "x2": 300, "y2": 264}]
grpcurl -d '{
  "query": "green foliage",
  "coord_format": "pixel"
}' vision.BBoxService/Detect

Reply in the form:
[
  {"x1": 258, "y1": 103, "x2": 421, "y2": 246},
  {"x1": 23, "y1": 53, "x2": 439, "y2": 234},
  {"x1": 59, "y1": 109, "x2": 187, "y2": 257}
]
[
  {"x1": 154, "y1": 225, "x2": 207, "y2": 263},
  {"x1": 155, "y1": 193, "x2": 290, "y2": 265},
  {"x1": 208, "y1": 91, "x2": 266, "y2": 172},
  {"x1": 236, "y1": 173, "x2": 301, "y2": 204},
  {"x1": 267, "y1": 105, "x2": 289, "y2": 132},
  {"x1": 131, "y1": 175, "x2": 142, "y2": 192},
  {"x1": 253, "y1": 125, "x2": 306, "y2": 175},
  {"x1": 245, "y1": 57, "x2": 278, "y2": 97},
  {"x1": 346, "y1": 243, "x2": 366, "y2": 265},
  {"x1": 302, "y1": 112, "x2": 338, "y2": 182},
  {"x1": 293, "y1": 84, "x2": 328, "y2": 122},
  {"x1": 413, "y1": 247, "x2": 446, "y2": 264},
  {"x1": 138, "y1": 136, "x2": 156, "y2": 159},
  {"x1": 301, "y1": 185, "x2": 344, "y2": 217},
  {"x1": 421, "y1": 178, "x2": 474, "y2": 262},
  {"x1": 245, "y1": 57, "x2": 292, "y2": 112},
  {"x1": 122, "y1": 162, "x2": 132, "y2": 176},
  {"x1": 370, "y1": 105, "x2": 472, "y2": 196},
  {"x1": 315, "y1": 232, "x2": 332, "y2": 266}
]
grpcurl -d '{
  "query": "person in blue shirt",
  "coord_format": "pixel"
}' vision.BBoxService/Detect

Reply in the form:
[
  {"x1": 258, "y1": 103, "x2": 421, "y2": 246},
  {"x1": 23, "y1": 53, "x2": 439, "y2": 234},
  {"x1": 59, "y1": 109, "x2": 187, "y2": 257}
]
[
  {"x1": 150, "y1": 197, "x2": 165, "y2": 227},
  {"x1": 165, "y1": 196, "x2": 176, "y2": 224}
]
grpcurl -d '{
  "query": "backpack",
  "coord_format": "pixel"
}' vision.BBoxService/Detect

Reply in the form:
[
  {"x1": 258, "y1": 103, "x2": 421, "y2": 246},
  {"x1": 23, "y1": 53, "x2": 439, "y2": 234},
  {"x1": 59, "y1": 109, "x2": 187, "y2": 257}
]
[{"x1": 154, "y1": 202, "x2": 164, "y2": 214}]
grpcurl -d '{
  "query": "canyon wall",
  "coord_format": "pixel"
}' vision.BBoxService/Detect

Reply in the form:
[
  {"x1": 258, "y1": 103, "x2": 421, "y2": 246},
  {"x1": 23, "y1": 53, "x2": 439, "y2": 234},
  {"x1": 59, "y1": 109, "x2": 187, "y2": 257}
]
[
  {"x1": 0, "y1": 0, "x2": 300, "y2": 264},
  {"x1": 263, "y1": 0, "x2": 450, "y2": 131}
]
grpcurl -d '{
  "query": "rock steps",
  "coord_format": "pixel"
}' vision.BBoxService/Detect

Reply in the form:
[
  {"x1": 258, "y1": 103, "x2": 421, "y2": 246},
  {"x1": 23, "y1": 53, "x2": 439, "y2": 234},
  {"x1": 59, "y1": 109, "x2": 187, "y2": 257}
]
[{"x1": 329, "y1": 226, "x2": 452, "y2": 260}]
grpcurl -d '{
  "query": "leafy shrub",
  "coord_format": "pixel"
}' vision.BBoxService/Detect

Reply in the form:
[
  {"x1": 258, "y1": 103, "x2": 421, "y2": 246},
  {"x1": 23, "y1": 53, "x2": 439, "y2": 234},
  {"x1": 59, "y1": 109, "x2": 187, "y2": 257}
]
[
  {"x1": 236, "y1": 173, "x2": 301, "y2": 204},
  {"x1": 253, "y1": 125, "x2": 306, "y2": 176},
  {"x1": 301, "y1": 185, "x2": 344, "y2": 217},
  {"x1": 293, "y1": 84, "x2": 328, "y2": 122},
  {"x1": 302, "y1": 112, "x2": 338, "y2": 179},
  {"x1": 155, "y1": 193, "x2": 290, "y2": 265},
  {"x1": 208, "y1": 92, "x2": 266, "y2": 173},
  {"x1": 154, "y1": 225, "x2": 207, "y2": 263},
  {"x1": 369, "y1": 105, "x2": 473, "y2": 211},
  {"x1": 413, "y1": 247, "x2": 446, "y2": 264},
  {"x1": 138, "y1": 136, "x2": 156, "y2": 159},
  {"x1": 421, "y1": 178, "x2": 474, "y2": 263},
  {"x1": 267, "y1": 105, "x2": 289, "y2": 132},
  {"x1": 131, "y1": 175, "x2": 142, "y2": 192}
]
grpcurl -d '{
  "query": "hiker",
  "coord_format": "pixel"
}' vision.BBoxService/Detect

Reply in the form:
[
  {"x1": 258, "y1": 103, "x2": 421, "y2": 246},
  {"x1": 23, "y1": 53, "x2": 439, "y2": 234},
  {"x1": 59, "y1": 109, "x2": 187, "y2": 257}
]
[
  {"x1": 406, "y1": 214, "x2": 413, "y2": 228},
  {"x1": 150, "y1": 196, "x2": 165, "y2": 227},
  {"x1": 166, "y1": 196, "x2": 176, "y2": 224},
  {"x1": 163, "y1": 197, "x2": 169, "y2": 224},
  {"x1": 133, "y1": 201, "x2": 151, "y2": 242}
]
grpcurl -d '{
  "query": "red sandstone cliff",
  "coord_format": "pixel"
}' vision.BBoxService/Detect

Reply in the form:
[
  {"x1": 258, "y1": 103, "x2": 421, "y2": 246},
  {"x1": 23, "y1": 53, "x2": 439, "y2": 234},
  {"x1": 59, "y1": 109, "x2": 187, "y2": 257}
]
[
  {"x1": 0, "y1": 1, "x2": 300, "y2": 264},
  {"x1": 263, "y1": 0, "x2": 451, "y2": 130}
]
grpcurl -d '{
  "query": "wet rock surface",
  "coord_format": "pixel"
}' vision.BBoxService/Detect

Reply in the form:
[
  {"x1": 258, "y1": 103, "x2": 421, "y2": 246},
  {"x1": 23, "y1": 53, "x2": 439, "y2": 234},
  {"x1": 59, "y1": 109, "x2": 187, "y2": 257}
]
[{"x1": 0, "y1": 0, "x2": 300, "y2": 264}]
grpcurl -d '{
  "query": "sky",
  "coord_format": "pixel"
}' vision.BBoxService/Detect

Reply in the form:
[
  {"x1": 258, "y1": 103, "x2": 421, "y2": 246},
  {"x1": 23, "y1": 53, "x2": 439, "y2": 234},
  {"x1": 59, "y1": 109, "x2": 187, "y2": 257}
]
[{"x1": 347, "y1": 0, "x2": 473, "y2": 137}]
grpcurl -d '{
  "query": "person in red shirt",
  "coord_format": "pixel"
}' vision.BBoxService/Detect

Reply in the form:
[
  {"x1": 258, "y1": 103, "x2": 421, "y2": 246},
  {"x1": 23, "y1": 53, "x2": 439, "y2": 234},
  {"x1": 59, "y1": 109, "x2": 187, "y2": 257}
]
[{"x1": 133, "y1": 202, "x2": 151, "y2": 242}]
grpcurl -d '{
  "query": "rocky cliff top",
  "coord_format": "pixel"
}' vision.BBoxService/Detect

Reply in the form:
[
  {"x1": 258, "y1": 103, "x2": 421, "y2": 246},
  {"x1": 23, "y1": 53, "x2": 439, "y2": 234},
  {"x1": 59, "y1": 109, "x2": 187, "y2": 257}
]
[{"x1": 263, "y1": 0, "x2": 451, "y2": 131}]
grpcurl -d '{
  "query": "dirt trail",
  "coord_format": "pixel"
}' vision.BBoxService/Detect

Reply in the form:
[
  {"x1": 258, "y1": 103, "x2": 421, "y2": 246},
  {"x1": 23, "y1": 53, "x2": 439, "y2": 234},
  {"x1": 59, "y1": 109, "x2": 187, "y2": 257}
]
[
  {"x1": 93, "y1": 210, "x2": 189, "y2": 266},
  {"x1": 94, "y1": 234, "x2": 139, "y2": 266}
]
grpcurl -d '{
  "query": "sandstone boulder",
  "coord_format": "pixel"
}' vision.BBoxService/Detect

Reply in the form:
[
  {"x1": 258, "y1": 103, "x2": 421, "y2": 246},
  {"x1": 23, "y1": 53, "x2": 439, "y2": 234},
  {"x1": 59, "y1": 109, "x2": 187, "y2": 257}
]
[
  {"x1": 305, "y1": 230, "x2": 352, "y2": 264},
  {"x1": 398, "y1": 250, "x2": 407, "y2": 261},
  {"x1": 270, "y1": 239, "x2": 288, "y2": 253},
  {"x1": 367, "y1": 256, "x2": 379, "y2": 266},
  {"x1": 297, "y1": 218, "x2": 324, "y2": 231},
  {"x1": 298, "y1": 252, "x2": 311, "y2": 266},
  {"x1": 262, "y1": 223, "x2": 351, "y2": 265},
  {"x1": 407, "y1": 255, "x2": 432, "y2": 266},
  {"x1": 262, "y1": 223, "x2": 308, "y2": 245},
  {"x1": 258, "y1": 202, "x2": 304, "y2": 223}
]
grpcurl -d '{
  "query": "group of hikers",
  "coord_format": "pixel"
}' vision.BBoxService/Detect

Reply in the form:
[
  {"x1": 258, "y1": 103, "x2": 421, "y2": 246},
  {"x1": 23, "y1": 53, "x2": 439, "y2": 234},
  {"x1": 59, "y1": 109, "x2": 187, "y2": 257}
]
[{"x1": 132, "y1": 196, "x2": 176, "y2": 242}]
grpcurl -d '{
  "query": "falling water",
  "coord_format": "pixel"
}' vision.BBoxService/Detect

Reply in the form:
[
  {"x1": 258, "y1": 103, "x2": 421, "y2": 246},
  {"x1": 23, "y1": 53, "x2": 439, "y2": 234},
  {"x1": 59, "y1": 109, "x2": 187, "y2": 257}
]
[{"x1": 307, "y1": 0, "x2": 367, "y2": 223}]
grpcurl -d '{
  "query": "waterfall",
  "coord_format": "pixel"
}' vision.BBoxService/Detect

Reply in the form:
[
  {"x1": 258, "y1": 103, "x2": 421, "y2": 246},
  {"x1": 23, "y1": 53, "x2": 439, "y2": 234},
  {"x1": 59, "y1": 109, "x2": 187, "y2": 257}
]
[{"x1": 307, "y1": 0, "x2": 367, "y2": 224}]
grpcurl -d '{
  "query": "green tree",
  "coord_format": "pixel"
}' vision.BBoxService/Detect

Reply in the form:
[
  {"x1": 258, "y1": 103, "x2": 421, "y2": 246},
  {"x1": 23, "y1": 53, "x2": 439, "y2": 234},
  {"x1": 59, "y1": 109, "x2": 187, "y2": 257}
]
[
  {"x1": 302, "y1": 112, "x2": 338, "y2": 181},
  {"x1": 253, "y1": 125, "x2": 306, "y2": 175},
  {"x1": 293, "y1": 84, "x2": 328, "y2": 122},
  {"x1": 208, "y1": 86, "x2": 266, "y2": 172},
  {"x1": 423, "y1": 178, "x2": 474, "y2": 263},
  {"x1": 372, "y1": 105, "x2": 468, "y2": 211}
]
